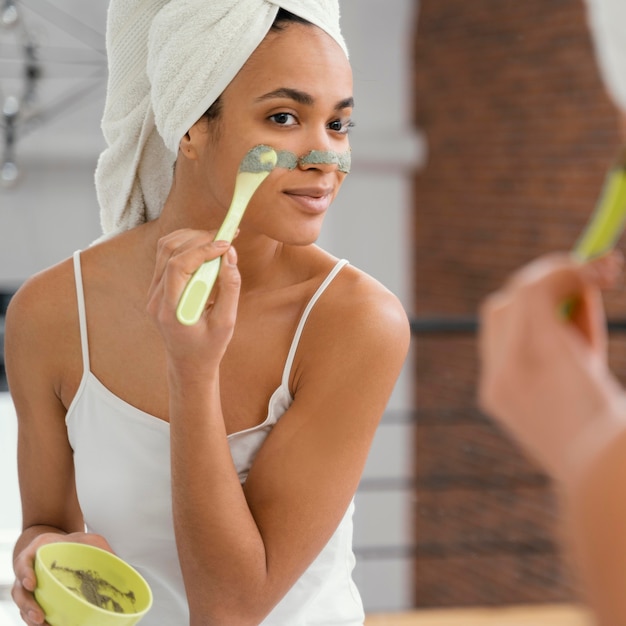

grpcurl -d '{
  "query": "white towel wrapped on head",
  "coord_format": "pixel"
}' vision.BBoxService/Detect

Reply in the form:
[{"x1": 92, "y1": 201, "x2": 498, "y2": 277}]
[
  {"x1": 585, "y1": 0, "x2": 626, "y2": 114},
  {"x1": 95, "y1": 0, "x2": 348, "y2": 239}
]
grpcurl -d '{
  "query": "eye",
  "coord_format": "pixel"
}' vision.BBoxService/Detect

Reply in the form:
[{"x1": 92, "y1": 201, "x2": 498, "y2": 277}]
[
  {"x1": 328, "y1": 118, "x2": 355, "y2": 135},
  {"x1": 269, "y1": 112, "x2": 297, "y2": 126}
]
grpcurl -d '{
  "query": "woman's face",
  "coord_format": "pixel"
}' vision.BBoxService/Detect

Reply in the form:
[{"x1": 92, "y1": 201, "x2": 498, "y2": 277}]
[{"x1": 186, "y1": 20, "x2": 354, "y2": 245}]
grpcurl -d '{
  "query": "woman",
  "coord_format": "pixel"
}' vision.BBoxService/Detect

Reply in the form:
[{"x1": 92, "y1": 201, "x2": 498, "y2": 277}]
[{"x1": 6, "y1": 2, "x2": 410, "y2": 624}]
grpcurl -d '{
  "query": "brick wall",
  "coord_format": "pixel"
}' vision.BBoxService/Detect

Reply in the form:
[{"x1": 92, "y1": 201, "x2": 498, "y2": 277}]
[{"x1": 412, "y1": 0, "x2": 624, "y2": 608}]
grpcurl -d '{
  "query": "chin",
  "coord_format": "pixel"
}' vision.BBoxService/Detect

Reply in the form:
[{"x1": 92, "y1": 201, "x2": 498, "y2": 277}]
[
  {"x1": 297, "y1": 222, "x2": 326, "y2": 245},
  {"x1": 283, "y1": 234, "x2": 321, "y2": 247},
  {"x1": 274, "y1": 217, "x2": 325, "y2": 247}
]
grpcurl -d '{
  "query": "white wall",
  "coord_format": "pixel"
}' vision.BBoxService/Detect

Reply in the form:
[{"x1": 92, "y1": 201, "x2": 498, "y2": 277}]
[
  {"x1": 0, "y1": 0, "x2": 423, "y2": 613},
  {"x1": 0, "y1": 0, "x2": 107, "y2": 286},
  {"x1": 321, "y1": 0, "x2": 423, "y2": 611},
  {"x1": 0, "y1": 156, "x2": 102, "y2": 287}
]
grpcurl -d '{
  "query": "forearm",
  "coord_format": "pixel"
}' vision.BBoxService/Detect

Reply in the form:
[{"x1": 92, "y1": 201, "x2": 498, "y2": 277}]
[
  {"x1": 561, "y1": 400, "x2": 626, "y2": 626},
  {"x1": 168, "y1": 371, "x2": 270, "y2": 624}
]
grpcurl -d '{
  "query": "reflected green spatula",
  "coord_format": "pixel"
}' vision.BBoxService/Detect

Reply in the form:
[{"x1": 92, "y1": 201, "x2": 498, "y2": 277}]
[
  {"x1": 176, "y1": 145, "x2": 277, "y2": 326},
  {"x1": 563, "y1": 146, "x2": 626, "y2": 318},
  {"x1": 573, "y1": 146, "x2": 626, "y2": 261}
]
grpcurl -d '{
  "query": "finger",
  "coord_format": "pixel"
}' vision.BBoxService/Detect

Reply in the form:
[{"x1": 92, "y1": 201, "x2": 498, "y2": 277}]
[
  {"x1": 149, "y1": 230, "x2": 212, "y2": 296},
  {"x1": 479, "y1": 256, "x2": 610, "y2": 406},
  {"x1": 582, "y1": 250, "x2": 624, "y2": 290},
  {"x1": 477, "y1": 289, "x2": 510, "y2": 374},
  {"x1": 159, "y1": 240, "x2": 231, "y2": 311},
  {"x1": 203, "y1": 246, "x2": 241, "y2": 329},
  {"x1": 522, "y1": 260, "x2": 610, "y2": 353},
  {"x1": 477, "y1": 258, "x2": 590, "y2": 405},
  {"x1": 506, "y1": 251, "x2": 622, "y2": 312},
  {"x1": 19, "y1": 609, "x2": 41, "y2": 626},
  {"x1": 148, "y1": 237, "x2": 231, "y2": 321},
  {"x1": 569, "y1": 283, "x2": 608, "y2": 358},
  {"x1": 12, "y1": 533, "x2": 73, "y2": 623},
  {"x1": 477, "y1": 288, "x2": 526, "y2": 415},
  {"x1": 12, "y1": 580, "x2": 45, "y2": 625},
  {"x1": 13, "y1": 546, "x2": 38, "y2": 592},
  {"x1": 150, "y1": 228, "x2": 228, "y2": 300},
  {"x1": 503, "y1": 252, "x2": 576, "y2": 294}
]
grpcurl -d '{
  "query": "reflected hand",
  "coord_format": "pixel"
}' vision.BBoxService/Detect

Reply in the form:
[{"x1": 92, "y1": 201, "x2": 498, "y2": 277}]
[{"x1": 478, "y1": 251, "x2": 624, "y2": 479}]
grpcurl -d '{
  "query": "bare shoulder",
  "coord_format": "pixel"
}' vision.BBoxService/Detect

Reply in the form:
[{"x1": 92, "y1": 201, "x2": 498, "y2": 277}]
[
  {"x1": 5, "y1": 255, "x2": 79, "y2": 399},
  {"x1": 299, "y1": 261, "x2": 411, "y2": 380},
  {"x1": 7, "y1": 256, "x2": 77, "y2": 335},
  {"x1": 7, "y1": 228, "x2": 138, "y2": 334},
  {"x1": 325, "y1": 263, "x2": 410, "y2": 350}
]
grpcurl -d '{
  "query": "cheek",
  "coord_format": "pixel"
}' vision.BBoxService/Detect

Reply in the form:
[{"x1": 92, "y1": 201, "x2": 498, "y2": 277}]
[
  {"x1": 329, "y1": 172, "x2": 348, "y2": 202},
  {"x1": 240, "y1": 182, "x2": 277, "y2": 220},
  {"x1": 202, "y1": 172, "x2": 231, "y2": 209},
  {"x1": 201, "y1": 157, "x2": 240, "y2": 206}
]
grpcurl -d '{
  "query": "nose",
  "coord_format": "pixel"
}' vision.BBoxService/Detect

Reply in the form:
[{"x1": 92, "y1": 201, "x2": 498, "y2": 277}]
[{"x1": 297, "y1": 150, "x2": 342, "y2": 173}]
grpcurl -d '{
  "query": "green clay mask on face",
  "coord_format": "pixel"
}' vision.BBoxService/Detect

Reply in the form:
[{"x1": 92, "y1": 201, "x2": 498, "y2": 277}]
[
  {"x1": 275, "y1": 150, "x2": 299, "y2": 170},
  {"x1": 274, "y1": 149, "x2": 352, "y2": 174},
  {"x1": 239, "y1": 144, "x2": 279, "y2": 173}
]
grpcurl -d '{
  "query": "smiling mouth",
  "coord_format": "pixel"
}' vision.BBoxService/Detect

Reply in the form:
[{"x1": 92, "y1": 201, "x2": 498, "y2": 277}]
[
  {"x1": 284, "y1": 189, "x2": 333, "y2": 212},
  {"x1": 286, "y1": 186, "x2": 333, "y2": 198}
]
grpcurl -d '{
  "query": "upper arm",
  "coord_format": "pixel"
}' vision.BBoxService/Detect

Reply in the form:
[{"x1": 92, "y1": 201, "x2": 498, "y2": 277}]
[
  {"x1": 243, "y1": 273, "x2": 410, "y2": 587},
  {"x1": 5, "y1": 267, "x2": 84, "y2": 533}
]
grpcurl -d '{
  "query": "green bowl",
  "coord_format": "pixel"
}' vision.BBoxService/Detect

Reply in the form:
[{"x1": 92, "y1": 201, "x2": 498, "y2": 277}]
[{"x1": 34, "y1": 542, "x2": 152, "y2": 626}]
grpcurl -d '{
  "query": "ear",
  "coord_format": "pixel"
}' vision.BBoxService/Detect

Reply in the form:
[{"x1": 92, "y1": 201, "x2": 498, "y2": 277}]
[
  {"x1": 179, "y1": 131, "x2": 198, "y2": 160},
  {"x1": 179, "y1": 120, "x2": 208, "y2": 160}
]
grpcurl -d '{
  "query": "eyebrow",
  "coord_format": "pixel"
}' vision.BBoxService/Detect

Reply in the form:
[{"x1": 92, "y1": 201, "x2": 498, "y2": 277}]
[{"x1": 255, "y1": 87, "x2": 354, "y2": 111}]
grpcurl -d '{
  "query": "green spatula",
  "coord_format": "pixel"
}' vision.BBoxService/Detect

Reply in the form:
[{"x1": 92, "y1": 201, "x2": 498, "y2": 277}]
[
  {"x1": 176, "y1": 145, "x2": 277, "y2": 326},
  {"x1": 562, "y1": 146, "x2": 626, "y2": 318},
  {"x1": 573, "y1": 146, "x2": 626, "y2": 261}
]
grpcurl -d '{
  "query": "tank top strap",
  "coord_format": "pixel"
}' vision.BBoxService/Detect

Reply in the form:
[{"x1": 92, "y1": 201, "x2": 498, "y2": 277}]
[
  {"x1": 281, "y1": 259, "x2": 349, "y2": 389},
  {"x1": 72, "y1": 250, "x2": 91, "y2": 372}
]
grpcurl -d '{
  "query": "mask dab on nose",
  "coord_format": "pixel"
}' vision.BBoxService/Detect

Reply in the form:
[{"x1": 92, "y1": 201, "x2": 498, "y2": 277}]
[{"x1": 274, "y1": 149, "x2": 352, "y2": 174}]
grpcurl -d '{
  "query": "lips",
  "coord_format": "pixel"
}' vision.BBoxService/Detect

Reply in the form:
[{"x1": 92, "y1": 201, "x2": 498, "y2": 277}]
[{"x1": 284, "y1": 187, "x2": 334, "y2": 214}]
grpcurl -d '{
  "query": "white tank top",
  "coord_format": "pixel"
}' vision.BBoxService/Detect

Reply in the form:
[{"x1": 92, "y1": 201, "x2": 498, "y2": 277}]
[{"x1": 65, "y1": 251, "x2": 364, "y2": 626}]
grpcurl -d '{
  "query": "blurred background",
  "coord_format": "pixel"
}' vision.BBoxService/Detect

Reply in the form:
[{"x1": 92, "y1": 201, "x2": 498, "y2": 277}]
[{"x1": 1, "y1": 0, "x2": 625, "y2": 623}]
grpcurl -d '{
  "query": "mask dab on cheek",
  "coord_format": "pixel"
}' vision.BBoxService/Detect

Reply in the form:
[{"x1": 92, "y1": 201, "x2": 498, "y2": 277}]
[
  {"x1": 275, "y1": 150, "x2": 299, "y2": 170},
  {"x1": 275, "y1": 149, "x2": 352, "y2": 174}
]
